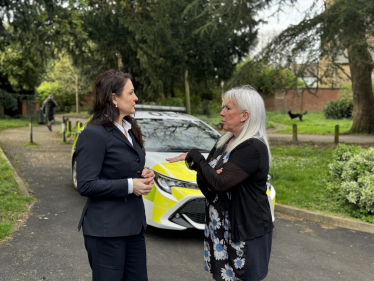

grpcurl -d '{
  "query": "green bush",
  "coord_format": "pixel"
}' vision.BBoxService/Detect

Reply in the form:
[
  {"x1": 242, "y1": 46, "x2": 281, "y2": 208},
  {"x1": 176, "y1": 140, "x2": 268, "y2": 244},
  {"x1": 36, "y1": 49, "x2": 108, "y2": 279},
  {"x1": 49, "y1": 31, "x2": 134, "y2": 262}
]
[
  {"x1": 323, "y1": 98, "x2": 353, "y2": 119},
  {"x1": 191, "y1": 97, "x2": 221, "y2": 116},
  {"x1": 340, "y1": 150, "x2": 374, "y2": 213},
  {"x1": 160, "y1": 97, "x2": 184, "y2": 107},
  {"x1": 326, "y1": 144, "x2": 374, "y2": 222},
  {"x1": 327, "y1": 144, "x2": 362, "y2": 184}
]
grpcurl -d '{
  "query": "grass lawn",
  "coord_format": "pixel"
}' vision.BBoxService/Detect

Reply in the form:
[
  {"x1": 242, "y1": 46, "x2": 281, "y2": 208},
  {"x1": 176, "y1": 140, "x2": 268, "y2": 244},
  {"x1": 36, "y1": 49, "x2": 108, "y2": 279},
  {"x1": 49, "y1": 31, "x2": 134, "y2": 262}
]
[
  {"x1": 195, "y1": 111, "x2": 353, "y2": 134},
  {"x1": 266, "y1": 111, "x2": 353, "y2": 135},
  {"x1": 0, "y1": 118, "x2": 37, "y2": 240},
  {"x1": 0, "y1": 149, "x2": 33, "y2": 239},
  {"x1": 195, "y1": 114, "x2": 222, "y2": 128},
  {"x1": 55, "y1": 111, "x2": 91, "y2": 119},
  {"x1": 0, "y1": 118, "x2": 39, "y2": 132},
  {"x1": 270, "y1": 143, "x2": 373, "y2": 223},
  {"x1": 270, "y1": 145, "x2": 333, "y2": 211}
]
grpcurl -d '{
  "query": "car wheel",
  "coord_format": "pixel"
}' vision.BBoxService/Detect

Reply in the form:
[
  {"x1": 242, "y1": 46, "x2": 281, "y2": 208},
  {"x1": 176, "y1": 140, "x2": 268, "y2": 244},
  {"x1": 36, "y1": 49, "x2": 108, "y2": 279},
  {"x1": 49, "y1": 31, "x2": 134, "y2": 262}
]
[{"x1": 72, "y1": 158, "x2": 78, "y2": 191}]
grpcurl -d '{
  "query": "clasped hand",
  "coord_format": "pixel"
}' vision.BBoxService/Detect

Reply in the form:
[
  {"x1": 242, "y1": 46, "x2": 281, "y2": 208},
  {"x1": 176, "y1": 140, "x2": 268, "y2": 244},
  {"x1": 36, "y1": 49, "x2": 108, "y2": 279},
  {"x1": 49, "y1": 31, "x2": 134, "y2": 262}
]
[{"x1": 133, "y1": 168, "x2": 155, "y2": 196}]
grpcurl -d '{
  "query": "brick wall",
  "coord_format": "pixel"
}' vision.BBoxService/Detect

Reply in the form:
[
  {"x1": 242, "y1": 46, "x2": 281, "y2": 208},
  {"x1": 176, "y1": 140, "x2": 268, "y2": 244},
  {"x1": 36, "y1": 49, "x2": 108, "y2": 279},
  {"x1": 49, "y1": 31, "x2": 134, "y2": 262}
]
[
  {"x1": 263, "y1": 95, "x2": 275, "y2": 111},
  {"x1": 263, "y1": 88, "x2": 341, "y2": 112},
  {"x1": 23, "y1": 101, "x2": 39, "y2": 119}
]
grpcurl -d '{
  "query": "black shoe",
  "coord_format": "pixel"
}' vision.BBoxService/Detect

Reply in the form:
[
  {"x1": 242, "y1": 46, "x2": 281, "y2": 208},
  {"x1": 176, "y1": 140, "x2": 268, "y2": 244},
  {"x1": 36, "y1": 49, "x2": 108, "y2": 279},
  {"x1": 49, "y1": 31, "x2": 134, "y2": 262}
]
[{"x1": 47, "y1": 124, "x2": 52, "y2": 131}]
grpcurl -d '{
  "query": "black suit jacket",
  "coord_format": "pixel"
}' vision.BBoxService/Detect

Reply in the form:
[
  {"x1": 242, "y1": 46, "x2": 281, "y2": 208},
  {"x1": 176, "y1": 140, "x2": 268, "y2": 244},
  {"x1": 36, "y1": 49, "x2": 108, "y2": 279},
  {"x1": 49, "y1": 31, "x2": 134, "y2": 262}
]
[{"x1": 76, "y1": 123, "x2": 147, "y2": 237}]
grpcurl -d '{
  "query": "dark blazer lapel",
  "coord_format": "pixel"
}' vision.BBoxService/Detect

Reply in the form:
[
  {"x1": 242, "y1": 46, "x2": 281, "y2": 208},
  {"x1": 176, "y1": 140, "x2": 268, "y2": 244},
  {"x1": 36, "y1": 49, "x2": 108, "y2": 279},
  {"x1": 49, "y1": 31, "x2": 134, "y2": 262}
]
[
  {"x1": 112, "y1": 126, "x2": 137, "y2": 152},
  {"x1": 129, "y1": 130, "x2": 144, "y2": 157}
]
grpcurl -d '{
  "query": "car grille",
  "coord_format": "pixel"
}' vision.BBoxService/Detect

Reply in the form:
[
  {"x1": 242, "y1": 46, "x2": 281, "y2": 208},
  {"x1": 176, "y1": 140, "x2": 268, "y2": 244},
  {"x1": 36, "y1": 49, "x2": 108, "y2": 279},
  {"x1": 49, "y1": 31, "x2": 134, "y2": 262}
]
[{"x1": 172, "y1": 198, "x2": 206, "y2": 224}]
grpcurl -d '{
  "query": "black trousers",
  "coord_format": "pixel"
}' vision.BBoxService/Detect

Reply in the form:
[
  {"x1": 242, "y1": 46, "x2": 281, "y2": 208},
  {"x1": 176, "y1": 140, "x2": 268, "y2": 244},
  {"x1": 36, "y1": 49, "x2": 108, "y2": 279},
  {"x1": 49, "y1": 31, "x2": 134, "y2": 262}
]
[{"x1": 84, "y1": 231, "x2": 148, "y2": 281}]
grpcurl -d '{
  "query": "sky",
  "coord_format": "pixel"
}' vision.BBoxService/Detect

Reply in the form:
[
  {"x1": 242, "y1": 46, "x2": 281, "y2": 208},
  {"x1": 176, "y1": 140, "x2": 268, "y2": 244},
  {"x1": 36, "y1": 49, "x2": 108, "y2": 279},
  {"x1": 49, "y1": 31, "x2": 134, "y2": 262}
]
[{"x1": 253, "y1": 0, "x2": 324, "y2": 54}]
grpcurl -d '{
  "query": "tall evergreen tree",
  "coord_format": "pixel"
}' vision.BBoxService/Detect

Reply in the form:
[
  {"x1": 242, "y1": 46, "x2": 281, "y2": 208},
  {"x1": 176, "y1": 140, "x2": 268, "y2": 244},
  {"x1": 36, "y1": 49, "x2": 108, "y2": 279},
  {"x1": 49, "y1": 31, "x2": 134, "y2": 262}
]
[
  {"x1": 71, "y1": 0, "x2": 259, "y2": 101},
  {"x1": 126, "y1": 0, "x2": 255, "y2": 99}
]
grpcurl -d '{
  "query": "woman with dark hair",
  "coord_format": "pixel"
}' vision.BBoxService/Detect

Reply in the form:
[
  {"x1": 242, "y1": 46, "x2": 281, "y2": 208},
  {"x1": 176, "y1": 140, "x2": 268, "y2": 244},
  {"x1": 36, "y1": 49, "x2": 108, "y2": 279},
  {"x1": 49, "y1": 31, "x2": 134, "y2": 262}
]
[{"x1": 76, "y1": 69, "x2": 154, "y2": 281}]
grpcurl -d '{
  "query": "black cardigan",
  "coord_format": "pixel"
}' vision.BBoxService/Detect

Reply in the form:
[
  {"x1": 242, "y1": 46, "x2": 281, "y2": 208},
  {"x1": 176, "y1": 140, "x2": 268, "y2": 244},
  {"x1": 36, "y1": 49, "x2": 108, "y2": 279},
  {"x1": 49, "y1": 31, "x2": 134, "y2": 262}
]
[{"x1": 186, "y1": 138, "x2": 274, "y2": 242}]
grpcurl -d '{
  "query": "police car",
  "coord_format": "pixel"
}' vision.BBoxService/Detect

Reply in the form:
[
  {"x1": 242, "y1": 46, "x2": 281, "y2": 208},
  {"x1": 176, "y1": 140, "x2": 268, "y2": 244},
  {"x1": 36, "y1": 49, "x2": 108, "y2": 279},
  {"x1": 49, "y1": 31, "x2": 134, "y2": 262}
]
[{"x1": 71, "y1": 105, "x2": 276, "y2": 230}]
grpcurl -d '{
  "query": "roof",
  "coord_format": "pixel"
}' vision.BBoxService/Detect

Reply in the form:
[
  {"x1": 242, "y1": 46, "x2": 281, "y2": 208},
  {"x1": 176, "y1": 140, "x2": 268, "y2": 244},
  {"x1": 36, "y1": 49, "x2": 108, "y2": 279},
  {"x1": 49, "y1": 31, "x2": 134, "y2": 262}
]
[
  {"x1": 333, "y1": 49, "x2": 374, "y2": 64},
  {"x1": 294, "y1": 64, "x2": 318, "y2": 77}
]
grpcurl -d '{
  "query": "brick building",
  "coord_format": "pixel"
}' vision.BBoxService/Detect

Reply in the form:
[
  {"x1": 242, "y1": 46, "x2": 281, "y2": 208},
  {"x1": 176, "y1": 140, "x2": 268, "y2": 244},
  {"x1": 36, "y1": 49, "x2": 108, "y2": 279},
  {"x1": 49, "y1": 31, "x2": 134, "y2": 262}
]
[
  {"x1": 263, "y1": 88, "x2": 340, "y2": 112},
  {"x1": 3, "y1": 100, "x2": 40, "y2": 119}
]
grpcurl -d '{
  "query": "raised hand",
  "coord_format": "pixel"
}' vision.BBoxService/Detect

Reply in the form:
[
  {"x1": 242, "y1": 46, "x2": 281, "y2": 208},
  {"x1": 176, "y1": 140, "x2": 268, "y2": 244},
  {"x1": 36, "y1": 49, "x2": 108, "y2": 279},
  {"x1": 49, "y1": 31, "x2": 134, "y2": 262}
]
[{"x1": 166, "y1": 152, "x2": 188, "y2": 163}]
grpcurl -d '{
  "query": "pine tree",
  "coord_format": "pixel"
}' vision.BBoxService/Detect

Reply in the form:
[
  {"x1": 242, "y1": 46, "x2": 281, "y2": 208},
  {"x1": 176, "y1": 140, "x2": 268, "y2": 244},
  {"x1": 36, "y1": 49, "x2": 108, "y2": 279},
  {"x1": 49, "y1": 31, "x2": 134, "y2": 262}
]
[{"x1": 71, "y1": 0, "x2": 258, "y2": 101}]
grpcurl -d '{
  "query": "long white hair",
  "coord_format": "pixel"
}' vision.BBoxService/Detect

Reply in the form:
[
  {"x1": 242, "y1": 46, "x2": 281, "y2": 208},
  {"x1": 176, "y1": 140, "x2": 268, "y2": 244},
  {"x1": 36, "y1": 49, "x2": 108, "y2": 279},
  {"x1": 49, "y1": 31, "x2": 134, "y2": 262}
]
[{"x1": 216, "y1": 85, "x2": 271, "y2": 165}]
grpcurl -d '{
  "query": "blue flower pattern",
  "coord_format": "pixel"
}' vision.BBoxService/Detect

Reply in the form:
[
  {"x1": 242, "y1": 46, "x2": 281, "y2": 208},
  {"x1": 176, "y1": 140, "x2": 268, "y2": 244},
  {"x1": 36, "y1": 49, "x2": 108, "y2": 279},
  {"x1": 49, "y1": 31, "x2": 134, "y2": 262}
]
[{"x1": 203, "y1": 148, "x2": 246, "y2": 281}]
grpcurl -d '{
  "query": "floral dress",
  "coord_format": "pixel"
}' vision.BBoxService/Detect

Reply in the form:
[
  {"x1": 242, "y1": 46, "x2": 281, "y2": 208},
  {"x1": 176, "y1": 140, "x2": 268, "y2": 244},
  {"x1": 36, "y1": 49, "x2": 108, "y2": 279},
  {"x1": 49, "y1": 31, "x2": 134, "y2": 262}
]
[{"x1": 204, "y1": 145, "x2": 247, "y2": 281}]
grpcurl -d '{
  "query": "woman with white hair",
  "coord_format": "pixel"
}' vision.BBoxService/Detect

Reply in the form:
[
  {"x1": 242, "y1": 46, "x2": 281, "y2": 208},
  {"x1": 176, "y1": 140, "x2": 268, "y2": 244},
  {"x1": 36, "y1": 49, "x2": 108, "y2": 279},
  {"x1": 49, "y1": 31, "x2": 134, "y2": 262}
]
[{"x1": 167, "y1": 86, "x2": 273, "y2": 281}]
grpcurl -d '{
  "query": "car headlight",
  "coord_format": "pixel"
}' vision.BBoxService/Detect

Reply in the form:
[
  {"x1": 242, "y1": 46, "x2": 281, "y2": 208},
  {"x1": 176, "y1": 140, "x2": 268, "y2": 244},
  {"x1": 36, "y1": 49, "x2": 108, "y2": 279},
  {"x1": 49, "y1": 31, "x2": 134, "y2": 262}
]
[{"x1": 155, "y1": 172, "x2": 198, "y2": 194}]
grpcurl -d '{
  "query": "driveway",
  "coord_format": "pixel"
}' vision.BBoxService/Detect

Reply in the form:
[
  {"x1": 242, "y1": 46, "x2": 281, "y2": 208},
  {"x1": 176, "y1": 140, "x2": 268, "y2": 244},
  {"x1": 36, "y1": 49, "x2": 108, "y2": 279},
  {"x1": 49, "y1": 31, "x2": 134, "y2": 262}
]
[
  {"x1": 53, "y1": 115, "x2": 374, "y2": 144},
  {"x1": 0, "y1": 124, "x2": 373, "y2": 281},
  {"x1": 267, "y1": 133, "x2": 374, "y2": 143}
]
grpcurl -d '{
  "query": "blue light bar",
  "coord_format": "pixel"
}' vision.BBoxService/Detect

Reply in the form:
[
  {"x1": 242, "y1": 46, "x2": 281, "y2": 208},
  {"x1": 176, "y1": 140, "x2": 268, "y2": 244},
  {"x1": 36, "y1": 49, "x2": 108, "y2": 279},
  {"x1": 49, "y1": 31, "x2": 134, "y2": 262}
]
[{"x1": 135, "y1": 105, "x2": 186, "y2": 113}]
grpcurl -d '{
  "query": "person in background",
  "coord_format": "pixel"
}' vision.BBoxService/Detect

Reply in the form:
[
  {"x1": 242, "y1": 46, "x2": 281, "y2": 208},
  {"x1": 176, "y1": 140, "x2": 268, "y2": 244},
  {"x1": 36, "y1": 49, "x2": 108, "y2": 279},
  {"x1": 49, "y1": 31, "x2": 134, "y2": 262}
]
[
  {"x1": 167, "y1": 86, "x2": 273, "y2": 281},
  {"x1": 76, "y1": 70, "x2": 154, "y2": 281},
  {"x1": 42, "y1": 94, "x2": 58, "y2": 131}
]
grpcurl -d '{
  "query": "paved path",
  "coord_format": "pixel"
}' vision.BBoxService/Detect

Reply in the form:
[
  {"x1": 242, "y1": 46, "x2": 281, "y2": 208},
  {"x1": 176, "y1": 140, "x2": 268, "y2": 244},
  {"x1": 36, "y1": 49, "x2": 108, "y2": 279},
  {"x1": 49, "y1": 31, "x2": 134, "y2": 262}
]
[
  {"x1": 0, "y1": 125, "x2": 373, "y2": 280},
  {"x1": 267, "y1": 133, "x2": 374, "y2": 143},
  {"x1": 56, "y1": 116, "x2": 374, "y2": 144},
  {"x1": 54, "y1": 115, "x2": 374, "y2": 144}
]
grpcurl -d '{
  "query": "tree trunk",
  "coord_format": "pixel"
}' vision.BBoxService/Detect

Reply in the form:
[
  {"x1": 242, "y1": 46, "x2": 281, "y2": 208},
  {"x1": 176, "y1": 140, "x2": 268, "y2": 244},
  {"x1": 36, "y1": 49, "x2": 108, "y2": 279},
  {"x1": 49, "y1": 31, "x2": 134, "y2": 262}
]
[
  {"x1": 118, "y1": 52, "x2": 124, "y2": 71},
  {"x1": 347, "y1": 43, "x2": 374, "y2": 134},
  {"x1": 185, "y1": 70, "x2": 191, "y2": 114},
  {"x1": 170, "y1": 80, "x2": 175, "y2": 98}
]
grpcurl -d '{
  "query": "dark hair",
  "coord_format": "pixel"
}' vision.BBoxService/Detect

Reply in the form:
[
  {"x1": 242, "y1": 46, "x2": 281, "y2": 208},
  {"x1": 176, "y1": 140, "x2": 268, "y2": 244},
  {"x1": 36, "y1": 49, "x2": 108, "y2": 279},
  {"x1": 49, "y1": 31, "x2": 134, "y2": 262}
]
[{"x1": 88, "y1": 69, "x2": 145, "y2": 153}]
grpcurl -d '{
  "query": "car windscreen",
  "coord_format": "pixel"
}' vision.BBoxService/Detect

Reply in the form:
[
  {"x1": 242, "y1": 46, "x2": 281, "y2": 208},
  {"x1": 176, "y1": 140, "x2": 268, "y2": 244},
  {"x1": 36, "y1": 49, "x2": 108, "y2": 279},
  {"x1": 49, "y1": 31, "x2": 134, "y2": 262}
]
[{"x1": 136, "y1": 118, "x2": 220, "y2": 152}]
